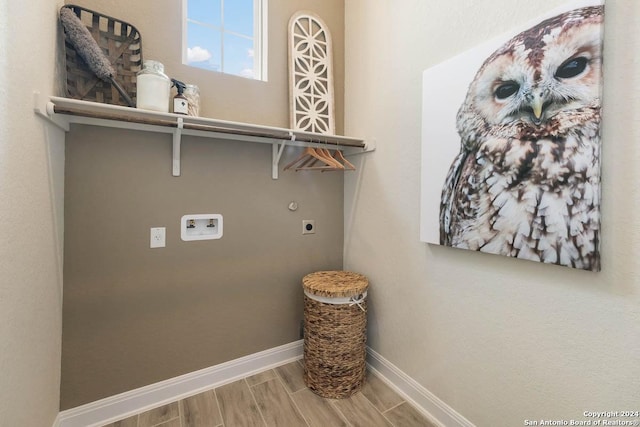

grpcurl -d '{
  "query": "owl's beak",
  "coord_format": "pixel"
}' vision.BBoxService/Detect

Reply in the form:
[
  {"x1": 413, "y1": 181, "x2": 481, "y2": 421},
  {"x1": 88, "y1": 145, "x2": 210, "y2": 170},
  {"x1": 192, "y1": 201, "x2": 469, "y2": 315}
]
[{"x1": 529, "y1": 92, "x2": 545, "y2": 122}]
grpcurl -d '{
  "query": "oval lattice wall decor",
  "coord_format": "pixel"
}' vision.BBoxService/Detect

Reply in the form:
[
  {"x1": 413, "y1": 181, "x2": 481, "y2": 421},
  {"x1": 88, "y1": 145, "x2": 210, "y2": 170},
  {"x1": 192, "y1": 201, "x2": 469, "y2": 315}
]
[{"x1": 288, "y1": 11, "x2": 335, "y2": 135}]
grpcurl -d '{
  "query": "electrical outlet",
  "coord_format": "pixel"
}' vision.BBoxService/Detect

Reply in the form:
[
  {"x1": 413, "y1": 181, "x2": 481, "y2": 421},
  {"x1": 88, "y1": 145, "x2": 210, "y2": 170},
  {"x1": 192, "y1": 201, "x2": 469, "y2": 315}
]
[
  {"x1": 150, "y1": 227, "x2": 166, "y2": 248},
  {"x1": 302, "y1": 220, "x2": 315, "y2": 235}
]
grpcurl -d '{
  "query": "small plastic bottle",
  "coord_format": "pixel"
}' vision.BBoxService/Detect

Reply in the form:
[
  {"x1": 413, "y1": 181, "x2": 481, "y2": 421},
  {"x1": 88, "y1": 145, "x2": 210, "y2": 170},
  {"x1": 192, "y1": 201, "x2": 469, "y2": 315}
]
[
  {"x1": 171, "y1": 79, "x2": 188, "y2": 115},
  {"x1": 136, "y1": 60, "x2": 171, "y2": 112}
]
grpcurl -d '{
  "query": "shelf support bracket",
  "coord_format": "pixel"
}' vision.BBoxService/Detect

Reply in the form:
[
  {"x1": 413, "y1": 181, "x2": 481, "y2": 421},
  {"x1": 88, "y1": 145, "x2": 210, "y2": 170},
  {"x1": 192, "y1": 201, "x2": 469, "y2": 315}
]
[
  {"x1": 172, "y1": 117, "x2": 184, "y2": 177},
  {"x1": 272, "y1": 132, "x2": 292, "y2": 180}
]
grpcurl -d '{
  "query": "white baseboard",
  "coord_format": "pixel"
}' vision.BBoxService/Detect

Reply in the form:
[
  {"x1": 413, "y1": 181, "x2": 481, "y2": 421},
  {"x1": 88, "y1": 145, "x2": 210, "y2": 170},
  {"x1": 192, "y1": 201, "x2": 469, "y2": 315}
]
[
  {"x1": 366, "y1": 347, "x2": 476, "y2": 427},
  {"x1": 57, "y1": 341, "x2": 473, "y2": 427},
  {"x1": 57, "y1": 340, "x2": 304, "y2": 427}
]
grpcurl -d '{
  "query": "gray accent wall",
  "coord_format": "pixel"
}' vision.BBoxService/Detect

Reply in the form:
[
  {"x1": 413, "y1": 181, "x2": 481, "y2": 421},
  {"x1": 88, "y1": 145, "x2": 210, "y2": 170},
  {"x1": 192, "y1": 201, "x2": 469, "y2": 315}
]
[{"x1": 62, "y1": 128, "x2": 344, "y2": 408}]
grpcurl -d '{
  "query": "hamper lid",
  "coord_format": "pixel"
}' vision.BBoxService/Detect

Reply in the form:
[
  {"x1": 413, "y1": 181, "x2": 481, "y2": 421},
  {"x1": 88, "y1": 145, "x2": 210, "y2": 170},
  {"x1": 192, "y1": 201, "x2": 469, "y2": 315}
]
[{"x1": 302, "y1": 271, "x2": 368, "y2": 298}]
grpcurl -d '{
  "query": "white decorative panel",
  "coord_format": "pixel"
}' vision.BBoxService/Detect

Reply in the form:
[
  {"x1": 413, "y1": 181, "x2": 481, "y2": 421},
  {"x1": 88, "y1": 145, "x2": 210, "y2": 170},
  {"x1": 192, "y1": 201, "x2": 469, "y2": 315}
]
[{"x1": 288, "y1": 11, "x2": 335, "y2": 134}]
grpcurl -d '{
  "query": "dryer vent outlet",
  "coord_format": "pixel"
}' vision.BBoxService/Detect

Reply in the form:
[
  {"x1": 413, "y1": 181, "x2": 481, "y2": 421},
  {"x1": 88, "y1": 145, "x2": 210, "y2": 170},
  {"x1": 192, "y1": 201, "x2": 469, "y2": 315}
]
[{"x1": 302, "y1": 220, "x2": 315, "y2": 234}]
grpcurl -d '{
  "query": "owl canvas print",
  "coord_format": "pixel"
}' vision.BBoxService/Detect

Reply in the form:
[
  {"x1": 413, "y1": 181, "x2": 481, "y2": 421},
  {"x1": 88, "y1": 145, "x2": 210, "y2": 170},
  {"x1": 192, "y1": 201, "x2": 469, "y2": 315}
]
[{"x1": 420, "y1": 0, "x2": 604, "y2": 271}]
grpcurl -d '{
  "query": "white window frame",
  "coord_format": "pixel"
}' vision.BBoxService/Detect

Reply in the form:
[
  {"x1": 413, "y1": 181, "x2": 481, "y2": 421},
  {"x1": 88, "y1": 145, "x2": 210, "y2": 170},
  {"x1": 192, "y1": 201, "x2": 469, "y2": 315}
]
[{"x1": 182, "y1": 0, "x2": 268, "y2": 81}]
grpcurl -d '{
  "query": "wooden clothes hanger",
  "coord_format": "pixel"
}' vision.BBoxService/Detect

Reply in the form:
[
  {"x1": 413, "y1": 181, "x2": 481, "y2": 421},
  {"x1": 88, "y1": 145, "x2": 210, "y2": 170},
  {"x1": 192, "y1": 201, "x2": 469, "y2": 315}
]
[
  {"x1": 317, "y1": 149, "x2": 344, "y2": 170},
  {"x1": 283, "y1": 147, "x2": 356, "y2": 172},
  {"x1": 299, "y1": 148, "x2": 343, "y2": 171},
  {"x1": 283, "y1": 147, "x2": 335, "y2": 171},
  {"x1": 333, "y1": 150, "x2": 356, "y2": 170},
  {"x1": 315, "y1": 149, "x2": 356, "y2": 172}
]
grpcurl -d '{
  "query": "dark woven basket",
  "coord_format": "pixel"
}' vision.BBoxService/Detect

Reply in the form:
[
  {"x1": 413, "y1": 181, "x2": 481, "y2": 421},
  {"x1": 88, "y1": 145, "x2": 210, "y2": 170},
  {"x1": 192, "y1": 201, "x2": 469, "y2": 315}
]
[
  {"x1": 61, "y1": 4, "x2": 142, "y2": 106},
  {"x1": 302, "y1": 271, "x2": 368, "y2": 399}
]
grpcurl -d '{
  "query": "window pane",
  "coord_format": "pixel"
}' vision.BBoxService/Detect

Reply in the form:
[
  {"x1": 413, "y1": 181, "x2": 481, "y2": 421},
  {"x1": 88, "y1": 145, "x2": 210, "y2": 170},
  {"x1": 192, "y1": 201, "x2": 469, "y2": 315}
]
[
  {"x1": 184, "y1": 0, "x2": 264, "y2": 80},
  {"x1": 223, "y1": 33, "x2": 255, "y2": 78},
  {"x1": 224, "y1": 0, "x2": 254, "y2": 37},
  {"x1": 187, "y1": 0, "x2": 221, "y2": 27},
  {"x1": 187, "y1": 22, "x2": 221, "y2": 72}
]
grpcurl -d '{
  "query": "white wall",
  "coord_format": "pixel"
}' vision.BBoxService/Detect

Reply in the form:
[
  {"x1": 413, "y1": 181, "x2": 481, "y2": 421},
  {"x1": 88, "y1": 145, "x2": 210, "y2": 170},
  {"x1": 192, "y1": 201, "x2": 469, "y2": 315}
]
[
  {"x1": 0, "y1": 0, "x2": 64, "y2": 425},
  {"x1": 344, "y1": 1, "x2": 640, "y2": 426}
]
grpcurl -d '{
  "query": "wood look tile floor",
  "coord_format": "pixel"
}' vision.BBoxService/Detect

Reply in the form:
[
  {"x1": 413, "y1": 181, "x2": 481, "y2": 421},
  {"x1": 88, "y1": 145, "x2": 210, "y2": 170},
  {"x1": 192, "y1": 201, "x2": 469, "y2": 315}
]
[{"x1": 101, "y1": 360, "x2": 438, "y2": 427}]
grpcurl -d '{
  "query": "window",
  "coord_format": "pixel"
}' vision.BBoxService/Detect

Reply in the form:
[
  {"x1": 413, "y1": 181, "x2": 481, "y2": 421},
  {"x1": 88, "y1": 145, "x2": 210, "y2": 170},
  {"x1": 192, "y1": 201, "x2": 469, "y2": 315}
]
[{"x1": 183, "y1": 0, "x2": 267, "y2": 80}]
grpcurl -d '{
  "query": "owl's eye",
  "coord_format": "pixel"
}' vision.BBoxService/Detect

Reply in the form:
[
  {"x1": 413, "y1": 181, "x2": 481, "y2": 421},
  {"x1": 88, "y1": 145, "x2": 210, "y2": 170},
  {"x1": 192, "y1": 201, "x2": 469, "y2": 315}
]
[
  {"x1": 494, "y1": 82, "x2": 520, "y2": 100},
  {"x1": 555, "y1": 56, "x2": 588, "y2": 79}
]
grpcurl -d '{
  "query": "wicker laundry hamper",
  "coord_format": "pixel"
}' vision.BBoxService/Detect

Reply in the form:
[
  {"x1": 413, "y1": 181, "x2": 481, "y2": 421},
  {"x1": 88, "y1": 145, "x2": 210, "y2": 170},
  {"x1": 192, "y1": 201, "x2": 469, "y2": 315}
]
[{"x1": 302, "y1": 270, "x2": 368, "y2": 398}]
